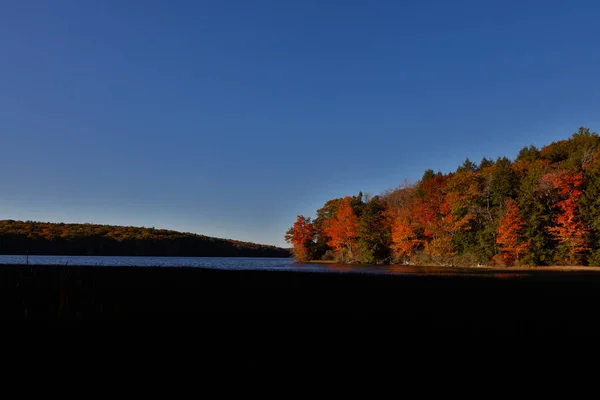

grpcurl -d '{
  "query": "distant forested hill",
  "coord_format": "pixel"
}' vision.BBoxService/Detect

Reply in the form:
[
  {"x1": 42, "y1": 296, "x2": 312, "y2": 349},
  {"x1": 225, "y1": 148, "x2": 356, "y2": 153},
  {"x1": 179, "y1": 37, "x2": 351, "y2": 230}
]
[{"x1": 0, "y1": 220, "x2": 290, "y2": 257}]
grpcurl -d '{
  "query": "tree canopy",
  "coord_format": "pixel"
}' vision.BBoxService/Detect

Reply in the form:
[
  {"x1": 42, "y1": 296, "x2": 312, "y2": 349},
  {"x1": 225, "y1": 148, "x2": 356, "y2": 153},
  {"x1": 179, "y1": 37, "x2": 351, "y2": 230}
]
[{"x1": 286, "y1": 127, "x2": 600, "y2": 266}]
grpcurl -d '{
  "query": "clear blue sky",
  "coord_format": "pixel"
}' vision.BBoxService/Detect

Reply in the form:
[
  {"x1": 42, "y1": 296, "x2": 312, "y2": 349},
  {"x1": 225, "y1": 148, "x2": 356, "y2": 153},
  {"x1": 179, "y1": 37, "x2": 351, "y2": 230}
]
[{"x1": 1, "y1": 0, "x2": 599, "y2": 247}]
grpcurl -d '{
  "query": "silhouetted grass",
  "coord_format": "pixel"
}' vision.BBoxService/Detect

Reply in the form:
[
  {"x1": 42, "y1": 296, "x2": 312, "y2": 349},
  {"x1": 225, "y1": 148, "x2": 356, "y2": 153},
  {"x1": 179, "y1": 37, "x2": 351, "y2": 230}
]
[{"x1": 2, "y1": 263, "x2": 600, "y2": 334}]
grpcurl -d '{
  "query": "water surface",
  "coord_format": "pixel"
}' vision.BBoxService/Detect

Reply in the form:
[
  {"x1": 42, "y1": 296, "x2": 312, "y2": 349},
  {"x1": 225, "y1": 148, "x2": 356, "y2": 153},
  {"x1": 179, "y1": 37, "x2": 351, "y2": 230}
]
[{"x1": 0, "y1": 255, "x2": 532, "y2": 278}]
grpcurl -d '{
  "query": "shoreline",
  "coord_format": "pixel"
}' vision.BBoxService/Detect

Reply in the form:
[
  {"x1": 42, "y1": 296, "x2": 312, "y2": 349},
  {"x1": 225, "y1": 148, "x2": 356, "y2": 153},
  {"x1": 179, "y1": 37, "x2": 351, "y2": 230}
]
[{"x1": 299, "y1": 260, "x2": 600, "y2": 272}]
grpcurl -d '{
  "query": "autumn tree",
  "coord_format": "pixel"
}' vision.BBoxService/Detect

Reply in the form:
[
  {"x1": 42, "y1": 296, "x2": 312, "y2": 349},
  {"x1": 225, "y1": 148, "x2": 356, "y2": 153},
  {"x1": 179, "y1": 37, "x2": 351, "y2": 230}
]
[
  {"x1": 323, "y1": 196, "x2": 360, "y2": 262},
  {"x1": 545, "y1": 171, "x2": 589, "y2": 264},
  {"x1": 413, "y1": 173, "x2": 474, "y2": 260},
  {"x1": 496, "y1": 199, "x2": 530, "y2": 266},
  {"x1": 285, "y1": 215, "x2": 316, "y2": 261},
  {"x1": 311, "y1": 193, "x2": 364, "y2": 260},
  {"x1": 444, "y1": 168, "x2": 483, "y2": 256},
  {"x1": 381, "y1": 183, "x2": 422, "y2": 262},
  {"x1": 412, "y1": 175, "x2": 451, "y2": 258},
  {"x1": 388, "y1": 191, "x2": 423, "y2": 262},
  {"x1": 311, "y1": 198, "x2": 343, "y2": 260}
]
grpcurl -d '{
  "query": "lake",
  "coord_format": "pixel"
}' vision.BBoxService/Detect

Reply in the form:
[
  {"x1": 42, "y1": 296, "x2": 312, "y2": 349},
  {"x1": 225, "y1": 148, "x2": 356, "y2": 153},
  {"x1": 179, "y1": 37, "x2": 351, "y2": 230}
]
[{"x1": 0, "y1": 255, "x2": 529, "y2": 277}]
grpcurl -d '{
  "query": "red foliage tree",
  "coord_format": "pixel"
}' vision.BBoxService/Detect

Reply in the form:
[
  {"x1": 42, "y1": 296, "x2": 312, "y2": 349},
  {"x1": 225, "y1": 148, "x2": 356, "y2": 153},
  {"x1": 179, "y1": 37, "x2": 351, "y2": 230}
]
[
  {"x1": 545, "y1": 171, "x2": 589, "y2": 264},
  {"x1": 496, "y1": 199, "x2": 530, "y2": 265},
  {"x1": 414, "y1": 174, "x2": 473, "y2": 258},
  {"x1": 285, "y1": 215, "x2": 315, "y2": 261},
  {"x1": 323, "y1": 196, "x2": 360, "y2": 262}
]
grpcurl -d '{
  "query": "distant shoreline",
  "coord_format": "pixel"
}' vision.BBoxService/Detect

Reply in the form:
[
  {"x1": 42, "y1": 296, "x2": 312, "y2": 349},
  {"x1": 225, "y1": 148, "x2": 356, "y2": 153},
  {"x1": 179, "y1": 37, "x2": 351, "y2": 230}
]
[{"x1": 0, "y1": 220, "x2": 291, "y2": 258}]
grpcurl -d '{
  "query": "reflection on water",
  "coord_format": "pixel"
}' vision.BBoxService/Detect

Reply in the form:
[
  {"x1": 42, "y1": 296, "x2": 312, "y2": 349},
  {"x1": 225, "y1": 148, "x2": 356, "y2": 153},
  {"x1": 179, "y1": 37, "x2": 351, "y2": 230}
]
[
  {"x1": 313, "y1": 264, "x2": 358, "y2": 273},
  {"x1": 0, "y1": 255, "x2": 538, "y2": 278}
]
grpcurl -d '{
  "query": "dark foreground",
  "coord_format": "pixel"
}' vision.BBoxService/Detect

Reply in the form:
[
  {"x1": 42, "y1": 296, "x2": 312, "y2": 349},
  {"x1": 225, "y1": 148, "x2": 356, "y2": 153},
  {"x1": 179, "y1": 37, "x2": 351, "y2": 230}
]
[{"x1": 3, "y1": 264, "x2": 600, "y2": 334}]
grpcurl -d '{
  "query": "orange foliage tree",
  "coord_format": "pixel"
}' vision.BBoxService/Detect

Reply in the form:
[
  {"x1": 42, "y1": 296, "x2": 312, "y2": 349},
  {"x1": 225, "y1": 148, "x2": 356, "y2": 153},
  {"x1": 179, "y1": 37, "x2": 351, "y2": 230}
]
[
  {"x1": 414, "y1": 174, "x2": 473, "y2": 258},
  {"x1": 545, "y1": 171, "x2": 589, "y2": 264},
  {"x1": 284, "y1": 215, "x2": 315, "y2": 261},
  {"x1": 414, "y1": 175, "x2": 447, "y2": 256},
  {"x1": 496, "y1": 199, "x2": 530, "y2": 265},
  {"x1": 388, "y1": 191, "x2": 423, "y2": 261},
  {"x1": 323, "y1": 196, "x2": 360, "y2": 262}
]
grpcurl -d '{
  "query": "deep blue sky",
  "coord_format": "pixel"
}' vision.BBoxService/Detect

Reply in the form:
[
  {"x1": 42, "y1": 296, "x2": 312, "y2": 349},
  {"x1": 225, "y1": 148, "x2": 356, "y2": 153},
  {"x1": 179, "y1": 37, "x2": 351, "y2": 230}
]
[{"x1": 1, "y1": 0, "x2": 599, "y2": 247}]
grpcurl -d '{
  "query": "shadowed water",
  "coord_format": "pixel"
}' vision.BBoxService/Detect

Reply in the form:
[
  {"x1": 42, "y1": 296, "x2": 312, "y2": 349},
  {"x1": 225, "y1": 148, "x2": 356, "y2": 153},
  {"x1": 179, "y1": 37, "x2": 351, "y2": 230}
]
[{"x1": 0, "y1": 255, "x2": 530, "y2": 278}]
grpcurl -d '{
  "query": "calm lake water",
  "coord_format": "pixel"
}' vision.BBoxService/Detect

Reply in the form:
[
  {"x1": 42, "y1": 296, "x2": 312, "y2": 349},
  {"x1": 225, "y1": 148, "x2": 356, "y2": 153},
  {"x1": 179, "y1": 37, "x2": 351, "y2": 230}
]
[{"x1": 0, "y1": 255, "x2": 530, "y2": 277}]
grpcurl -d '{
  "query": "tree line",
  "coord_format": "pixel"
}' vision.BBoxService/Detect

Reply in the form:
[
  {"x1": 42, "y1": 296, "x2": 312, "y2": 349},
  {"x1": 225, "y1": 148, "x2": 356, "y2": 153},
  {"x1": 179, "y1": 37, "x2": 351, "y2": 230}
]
[
  {"x1": 286, "y1": 127, "x2": 600, "y2": 266},
  {"x1": 0, "y1": 221, "x2": 290, "y2": 258}
]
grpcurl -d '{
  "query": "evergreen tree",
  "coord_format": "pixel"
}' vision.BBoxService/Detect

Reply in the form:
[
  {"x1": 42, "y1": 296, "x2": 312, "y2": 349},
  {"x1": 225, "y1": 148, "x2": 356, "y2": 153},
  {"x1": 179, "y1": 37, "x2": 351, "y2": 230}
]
[
  {"x1": 580, "y1": 149, "x2": 600, "y2": 264},
  {"x1": 357, "y1": 197, "x2": 391, "y2": 264},
  {"x1": 517, "y1": 163, "x2": 556, "y2": 265}
]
